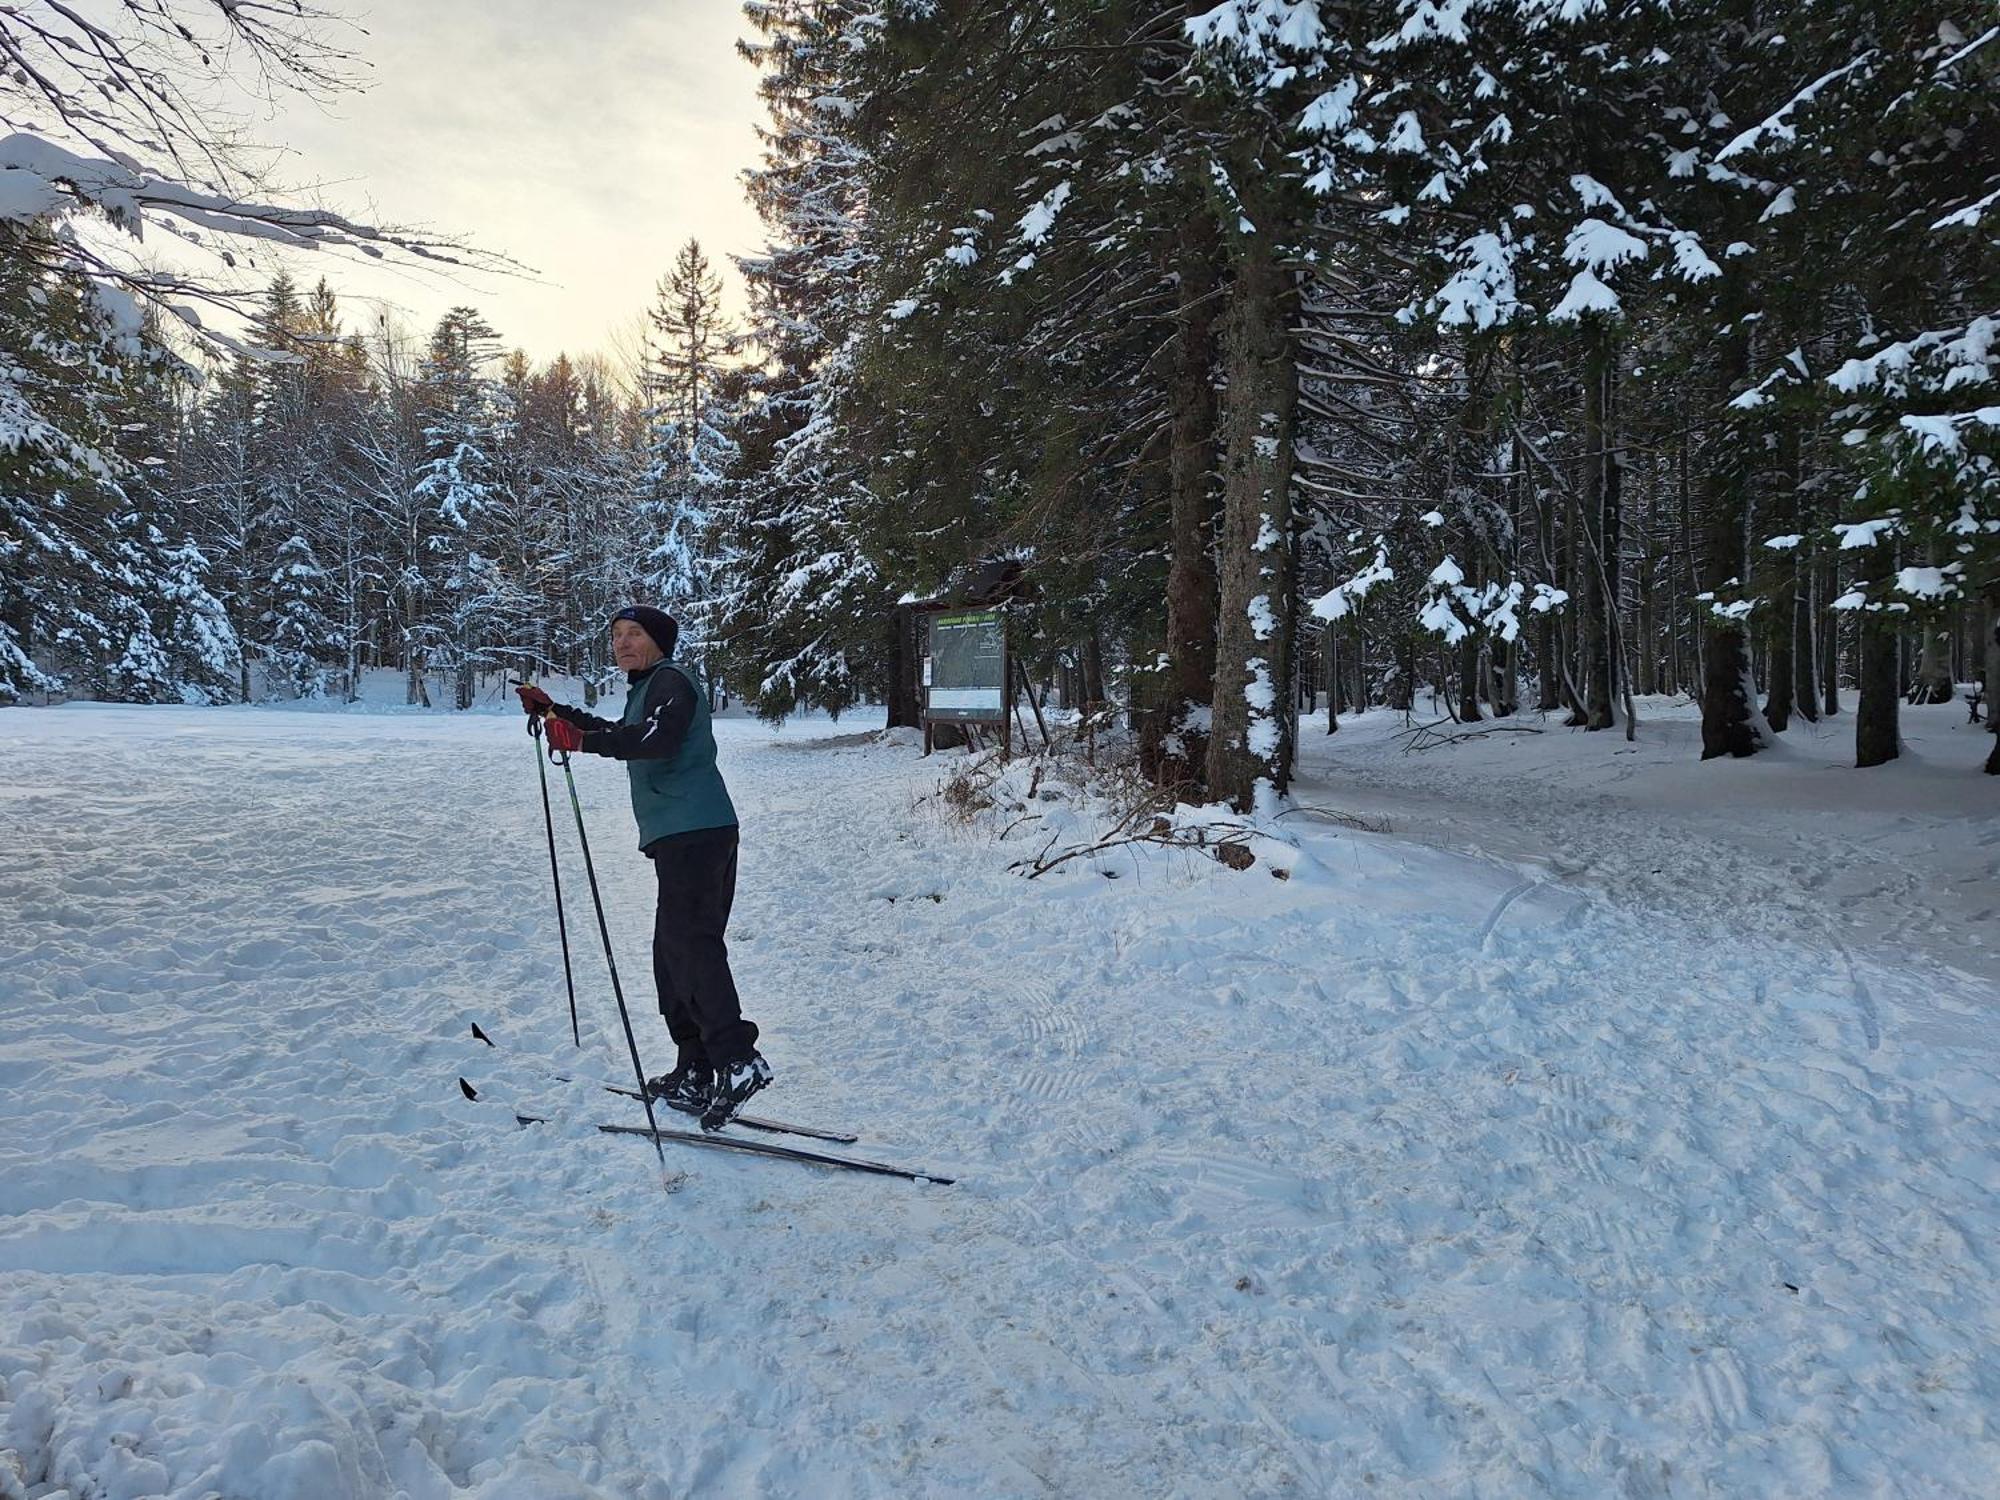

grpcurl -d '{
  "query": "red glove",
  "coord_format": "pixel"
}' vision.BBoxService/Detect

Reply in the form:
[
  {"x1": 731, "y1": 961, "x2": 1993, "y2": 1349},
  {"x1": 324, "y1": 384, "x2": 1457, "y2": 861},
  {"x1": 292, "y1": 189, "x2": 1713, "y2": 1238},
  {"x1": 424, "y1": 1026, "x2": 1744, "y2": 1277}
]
[
  {"x1": 515, "y1": 682, "x2": 554, "y2": 717},
  {"x1": 543, "y1": 716, "x2": 585, "y2": 754}
]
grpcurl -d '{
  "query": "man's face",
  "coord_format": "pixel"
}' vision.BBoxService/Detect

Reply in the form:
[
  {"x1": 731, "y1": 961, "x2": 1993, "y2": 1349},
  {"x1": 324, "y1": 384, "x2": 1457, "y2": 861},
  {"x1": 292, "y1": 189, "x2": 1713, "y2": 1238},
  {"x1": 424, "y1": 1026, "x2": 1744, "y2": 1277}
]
[{"x1": 612, "y1": 618, "x2": 665, "y2": 673}]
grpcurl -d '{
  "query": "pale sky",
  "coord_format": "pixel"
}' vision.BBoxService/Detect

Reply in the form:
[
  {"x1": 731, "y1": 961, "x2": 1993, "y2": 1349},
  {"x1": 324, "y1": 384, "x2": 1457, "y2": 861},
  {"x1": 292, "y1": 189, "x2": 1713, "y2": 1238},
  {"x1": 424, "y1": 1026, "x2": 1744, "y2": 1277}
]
[{"x1": 237, "y1": 0, "x2": 768, "y2": 369}]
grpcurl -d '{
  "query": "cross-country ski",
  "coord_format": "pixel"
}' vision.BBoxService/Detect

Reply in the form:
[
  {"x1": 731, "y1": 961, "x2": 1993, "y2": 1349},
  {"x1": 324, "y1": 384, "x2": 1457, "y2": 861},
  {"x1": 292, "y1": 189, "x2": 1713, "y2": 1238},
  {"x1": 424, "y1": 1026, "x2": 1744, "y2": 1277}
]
[
  {"x1": 470, "y1": 1022, "x2": 860, "y2": 1142},
  {"x1": 457, "y1": 1076, "x2": 947, "y2": 1183}
]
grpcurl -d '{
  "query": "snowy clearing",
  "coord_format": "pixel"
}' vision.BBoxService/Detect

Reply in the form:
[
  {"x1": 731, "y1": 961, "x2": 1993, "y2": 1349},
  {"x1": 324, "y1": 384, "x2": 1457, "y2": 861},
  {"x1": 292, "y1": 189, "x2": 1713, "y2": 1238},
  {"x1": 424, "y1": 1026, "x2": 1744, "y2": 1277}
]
[{"x1": 3, "y1": 697, "x2": 1998, "y2": 1498}]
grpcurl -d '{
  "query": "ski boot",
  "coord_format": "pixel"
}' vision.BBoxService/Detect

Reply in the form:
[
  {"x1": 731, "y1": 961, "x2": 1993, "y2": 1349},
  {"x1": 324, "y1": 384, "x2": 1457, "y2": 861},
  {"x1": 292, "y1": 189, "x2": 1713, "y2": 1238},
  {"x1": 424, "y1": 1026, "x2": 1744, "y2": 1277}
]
[
  {"x1": 645, "y1": 1062, "x2": 713, "y2": 1116},
  {"x1": 700, "y1": 1053, "x2": 774, "y2": 1132}
]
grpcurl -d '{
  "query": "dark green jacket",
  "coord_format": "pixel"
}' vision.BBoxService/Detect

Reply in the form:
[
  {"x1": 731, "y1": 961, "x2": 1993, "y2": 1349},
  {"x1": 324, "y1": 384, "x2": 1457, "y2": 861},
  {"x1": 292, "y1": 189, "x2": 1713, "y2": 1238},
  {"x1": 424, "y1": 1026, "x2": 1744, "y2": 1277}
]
[{"x1": 558, "y1": 661, "x2": 737, "y2": 848}]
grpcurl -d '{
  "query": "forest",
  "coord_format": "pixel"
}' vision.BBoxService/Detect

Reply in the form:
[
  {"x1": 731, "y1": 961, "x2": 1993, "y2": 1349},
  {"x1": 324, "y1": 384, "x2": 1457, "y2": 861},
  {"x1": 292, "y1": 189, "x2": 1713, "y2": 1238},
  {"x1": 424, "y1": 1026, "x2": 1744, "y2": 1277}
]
[{"x1": 4, "y1": 0, "x2": 1996, "y2": 806}]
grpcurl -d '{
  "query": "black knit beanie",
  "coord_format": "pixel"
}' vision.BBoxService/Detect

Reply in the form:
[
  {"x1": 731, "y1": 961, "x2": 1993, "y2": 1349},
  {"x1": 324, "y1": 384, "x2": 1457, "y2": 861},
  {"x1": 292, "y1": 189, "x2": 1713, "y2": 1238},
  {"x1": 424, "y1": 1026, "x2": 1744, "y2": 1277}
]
[{"x1": 611, "y1": 604, "x2": 679, "y2": 659}]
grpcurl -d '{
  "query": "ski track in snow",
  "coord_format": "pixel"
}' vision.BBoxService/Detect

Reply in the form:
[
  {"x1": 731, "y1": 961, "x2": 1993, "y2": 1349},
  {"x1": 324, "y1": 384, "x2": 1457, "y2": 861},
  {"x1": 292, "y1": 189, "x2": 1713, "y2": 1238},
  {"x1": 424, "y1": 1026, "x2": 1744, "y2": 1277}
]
[{"x1": 1, "y1": 698, "x2": 1997, "y2": 1497}]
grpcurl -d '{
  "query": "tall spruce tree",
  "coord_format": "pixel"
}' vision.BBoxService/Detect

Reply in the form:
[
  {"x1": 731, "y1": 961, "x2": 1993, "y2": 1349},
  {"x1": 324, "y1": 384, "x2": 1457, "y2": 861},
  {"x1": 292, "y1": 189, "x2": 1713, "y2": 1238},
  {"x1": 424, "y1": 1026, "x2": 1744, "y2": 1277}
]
[
  {"x1": 641, "y1": 239, "x2": 739, "y2": 680},
  {"x1": 716, "y1": 0, "x2": 887, "y2": 721}
]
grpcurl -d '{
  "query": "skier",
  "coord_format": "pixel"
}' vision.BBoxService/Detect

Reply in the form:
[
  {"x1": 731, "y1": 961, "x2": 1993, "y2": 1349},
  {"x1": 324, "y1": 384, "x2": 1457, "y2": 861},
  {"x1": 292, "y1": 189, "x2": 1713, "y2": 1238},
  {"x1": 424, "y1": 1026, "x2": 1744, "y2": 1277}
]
[{"x1": 516, "y1": 604, "x2": 772, "y2": 1130}]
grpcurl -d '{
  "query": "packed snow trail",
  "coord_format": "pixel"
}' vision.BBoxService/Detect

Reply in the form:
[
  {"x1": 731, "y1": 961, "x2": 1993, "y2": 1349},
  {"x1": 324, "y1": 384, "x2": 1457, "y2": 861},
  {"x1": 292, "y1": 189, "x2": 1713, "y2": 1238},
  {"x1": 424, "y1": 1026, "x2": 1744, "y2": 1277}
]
[{"x1": 2, "y1": 698, "x2": 1997, "y2": 1497}]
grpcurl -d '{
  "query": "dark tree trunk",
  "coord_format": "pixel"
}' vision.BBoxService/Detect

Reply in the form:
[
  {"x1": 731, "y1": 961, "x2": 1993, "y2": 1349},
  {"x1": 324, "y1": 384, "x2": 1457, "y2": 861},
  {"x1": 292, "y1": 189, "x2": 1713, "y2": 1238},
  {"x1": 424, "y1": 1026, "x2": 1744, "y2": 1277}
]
[
  {"x1": 1206, "y1": 223, "x2": 1297, "y2": 811},
  {"x1": 1562, "y1": 458, "x2": 1587, "y2": 726},
  {"x1": 1702, "y1": 621, "x2": 1759, "y2": 758},
  {"x1": 1140, "y1": 211, "x2": 1223, "y2": 793},
  {"x1": 1536, "y1": 463, "x2": 1560, "y2": 710},
  {"x1": 1984, "y1": 595, "x2": 2000, "y2": 774},
  {"x1": 1636, "y1": 510, "x2": 1658, "y2": 698},
  {"x1": 1458, "y1": 636, "x2": 1482, "y2": 722},
  {"x1": 1764, "y1": 436, "x2": 1799, "y2": 731},
  {"x1": 1699, "y1": 335, "x2": 1762, "y2": 759},
  {"x1": 885, "y1": 604, "x2": 920, "y2": 728},
  {"x1": 1857, "y1": 614, "x2": 1901, "y2": 767},
  {"x1": 1681, "y1": 429, "x2": 1703, "y2": 698},
  {"x1": 1581, "y1": 333, "x2": 1617, "y2": 729},
  {"x1": 1791, "y1": 550, "x2": 1819, "y2": 723},
  {"x1": 1324, "y1": 624, "x2": 1338, "y2": 733},
  {"x1": 1082, "y1": 627, "x2": 1107, "y2": 708},
  {"x1": 1765, "y1": 603, "x2": 1793, "y2": 731},
  {"x1": 1500, "y1": 414, "x2": 1523, "y2": 717}
]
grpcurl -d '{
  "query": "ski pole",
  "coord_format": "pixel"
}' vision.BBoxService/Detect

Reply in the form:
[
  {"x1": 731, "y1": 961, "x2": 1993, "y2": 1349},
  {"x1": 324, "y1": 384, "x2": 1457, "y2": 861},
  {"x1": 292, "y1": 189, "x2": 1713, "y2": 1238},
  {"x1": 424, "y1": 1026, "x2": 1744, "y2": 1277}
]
[
  {"x1": 547, "y1": 737, "x2": 670, "y2": 1174},
  {"x1": 522, "y1": 698, "x2": 581, "y2": 1047}
]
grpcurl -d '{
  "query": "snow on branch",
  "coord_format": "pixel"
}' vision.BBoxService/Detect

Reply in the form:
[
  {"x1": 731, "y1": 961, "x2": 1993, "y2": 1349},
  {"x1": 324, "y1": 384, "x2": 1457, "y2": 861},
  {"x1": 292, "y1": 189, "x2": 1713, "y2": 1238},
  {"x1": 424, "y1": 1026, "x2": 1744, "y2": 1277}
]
[
  {"x1": 1898, "y1": 406, "x2": 2000, "y2": 457},
  {"x1": 1415, "y1": 557, "x2": 1539, "y2": 644},
  {"x1": 1562, "y1": 217, "x2": 1649, "y2": 272},
  {"x1": 1421, "y1": 230, "x2": 1524, "y2": 330},
  {"x1": 1309, "y1": 539, "x2": 1393, "y2": 620},
  {"x1": 1829, "y1": 316, "x2": 1996, "y2": 400},
  {"x1": 1185, "y1": 1, "x2": 1327, "y2": 57},
  {"x1": 1549, "y1": 268, "x2": 1621, "y2": 323},
  {"x1": 0, "y1": 135, "x2": 480, "y2": 265},
  {"x1": 1017, "y1": 180, "x2": 1072, "y2": 246},
  {"x1": 1934, "y1": 186, "x2": 2000, "y2": 232},
  {"x1": 1716, "y1": 52, "x2": 1878, "y2": 160}
]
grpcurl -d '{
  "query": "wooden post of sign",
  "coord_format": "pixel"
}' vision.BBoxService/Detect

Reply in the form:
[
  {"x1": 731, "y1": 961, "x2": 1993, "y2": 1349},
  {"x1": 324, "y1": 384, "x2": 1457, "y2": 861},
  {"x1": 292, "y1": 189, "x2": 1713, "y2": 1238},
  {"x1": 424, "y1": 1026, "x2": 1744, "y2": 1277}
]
[
  {"x1": 1017, "y1": 658, "x2": 1052, "y2": 751},
  {"x1": 999, "y1": 614, "x2": 1013, "y2": 761}
]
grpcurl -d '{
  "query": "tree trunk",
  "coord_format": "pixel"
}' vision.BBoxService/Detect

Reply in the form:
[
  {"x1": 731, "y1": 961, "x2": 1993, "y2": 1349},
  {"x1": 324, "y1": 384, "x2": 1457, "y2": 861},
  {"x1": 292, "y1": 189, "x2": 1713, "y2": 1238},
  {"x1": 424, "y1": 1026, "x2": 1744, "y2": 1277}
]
[
  {"x1": 1459, "y1": 550, "x2": 1482, "y2": 722},
  {"x1": 1140, "y1": 210, "x2": 1223, "y2": 793},
  {"x1": 1637, "y1": 511, "x2": 1658, "y2": 698},
  {"x1": 1765, "y1": 598, "x2": 1794, "y2": 732},
  {"x1": 1677, "y1": 420, "x2": 1697, "y2": 697},
  {"x1": 884, "y1": 604, "x2": 920, "y2": 728},
  {"x1": 1984, "y1": 593, "x2": 1999, "y2": 774},
  {"x1": 1458, "y1": 635, "x2": 1482, "y2": 722},
  {"x1": 1535, "y1": 610, "x2": 1557, "y2": 710},
  {"x1": 1580, "y1": 332, "x2": 1617, "y2": 729},
  {"x1": 1536, "y1": 469, "x2": 1560, "y2": 710},
  {"x1": 1763, "y1": 425, "x2": 1804, "y2": 730},
  {"x1": 1082, "y1": 627, "x2": 1107, "y2": 708},
  {"x1": 1325, "y1": 624, "x2": 1339, "y2": 733},
  {"x1": 1790, "y1": 549, "x2": 1819, "y2": 723},
  {"x1": 1910, "y1": 625, "x2": 1954, "y2": 705},
  {"x1": 1699, "y1": 334, "x2": 1763, "y2": 759},
  {"x1": 1857, "y1": 614, "x2": 1901, "y2": 767},
  {"x1": 1206, "y1": 225, "x2": 1297, "y2": 811}
]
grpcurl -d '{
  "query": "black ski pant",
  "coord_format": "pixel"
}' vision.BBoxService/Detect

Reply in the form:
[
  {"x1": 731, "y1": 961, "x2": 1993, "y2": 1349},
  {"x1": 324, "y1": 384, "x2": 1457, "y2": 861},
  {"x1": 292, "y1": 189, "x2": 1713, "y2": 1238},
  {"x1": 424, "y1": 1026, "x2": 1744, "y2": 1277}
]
[{"x1": 646, "y1": 824, "x2": 757, "y2": 1070}]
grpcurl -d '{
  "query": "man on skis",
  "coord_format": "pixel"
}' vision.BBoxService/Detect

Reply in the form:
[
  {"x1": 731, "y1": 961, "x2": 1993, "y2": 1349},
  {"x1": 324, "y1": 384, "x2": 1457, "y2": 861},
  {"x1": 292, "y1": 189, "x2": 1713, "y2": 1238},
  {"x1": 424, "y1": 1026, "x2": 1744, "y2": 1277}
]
[{"x1": 516, "y1": 605, "x2": 772, "y2": 1131}]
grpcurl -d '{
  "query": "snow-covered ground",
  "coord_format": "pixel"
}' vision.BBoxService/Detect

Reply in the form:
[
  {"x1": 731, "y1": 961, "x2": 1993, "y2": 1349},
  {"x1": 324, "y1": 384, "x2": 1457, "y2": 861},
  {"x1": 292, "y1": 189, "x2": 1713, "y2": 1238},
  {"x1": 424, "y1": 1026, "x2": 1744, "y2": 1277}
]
[{"x1": 3, "y1": 694, "x2": 1996, "y2": 1498}]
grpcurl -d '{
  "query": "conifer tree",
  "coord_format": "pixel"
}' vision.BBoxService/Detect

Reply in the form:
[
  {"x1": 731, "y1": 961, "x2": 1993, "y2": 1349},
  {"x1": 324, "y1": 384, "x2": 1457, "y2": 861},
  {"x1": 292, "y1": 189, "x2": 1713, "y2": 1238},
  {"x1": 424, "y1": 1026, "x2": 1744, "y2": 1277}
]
[
  {"x1": 641, "y1": 239, "x2": 739, "y2": 679},
  {"x1": 716, "y1": 0, "x2": 887, "y2": 720},
  {"x1": 414, "y1": 307, "x2": 504, "y2": 709}
]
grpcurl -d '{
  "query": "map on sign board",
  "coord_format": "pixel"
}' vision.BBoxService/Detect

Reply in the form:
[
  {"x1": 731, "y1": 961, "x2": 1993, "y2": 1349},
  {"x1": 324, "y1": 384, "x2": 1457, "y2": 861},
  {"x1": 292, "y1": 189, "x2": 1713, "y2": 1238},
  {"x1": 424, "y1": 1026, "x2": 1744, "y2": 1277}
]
[{"x1": 924, "y1": 610, "x2": 1006, "y2": 721}]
